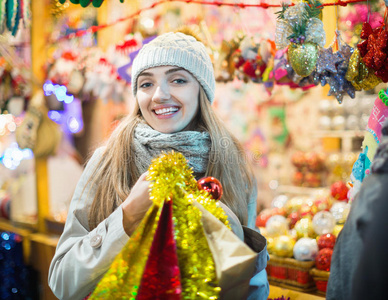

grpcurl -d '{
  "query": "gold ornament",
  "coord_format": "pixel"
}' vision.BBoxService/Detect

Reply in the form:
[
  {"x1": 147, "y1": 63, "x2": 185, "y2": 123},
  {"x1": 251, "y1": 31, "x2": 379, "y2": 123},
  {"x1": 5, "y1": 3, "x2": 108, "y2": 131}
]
[
  {"x1": 345, "y1": 48, "x2": 381, "y2": 91},
  {"x1": 271, "y1": 235, "x2": 295, "y2": 258},
  {"x1": 288, "y1": 42, "x2": 318, "y2": 77},
  {"x1": 294, "y1": 217, "x2": 315, "y2": 239}
]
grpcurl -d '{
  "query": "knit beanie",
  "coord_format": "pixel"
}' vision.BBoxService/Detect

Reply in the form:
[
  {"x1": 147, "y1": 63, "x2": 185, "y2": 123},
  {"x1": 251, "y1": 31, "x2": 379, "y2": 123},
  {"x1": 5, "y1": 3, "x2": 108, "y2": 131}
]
[{"x1": 131, "y1": 32, "x2": 216, "y2": 103}]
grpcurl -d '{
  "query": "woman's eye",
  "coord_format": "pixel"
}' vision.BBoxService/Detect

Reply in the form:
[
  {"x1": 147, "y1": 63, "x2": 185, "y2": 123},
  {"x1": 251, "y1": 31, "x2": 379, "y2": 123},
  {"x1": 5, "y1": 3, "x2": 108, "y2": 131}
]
[
  {"x1": 139, "y1": 82, "x2": 152, "y2": 88},
  {"x1": 173, "y1": 78, "x2": 187, "y2": 84}
]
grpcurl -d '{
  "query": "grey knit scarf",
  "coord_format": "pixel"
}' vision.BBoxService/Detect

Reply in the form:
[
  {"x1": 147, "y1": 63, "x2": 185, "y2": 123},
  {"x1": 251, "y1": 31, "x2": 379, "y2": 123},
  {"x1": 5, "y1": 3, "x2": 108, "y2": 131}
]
[{"x1": 133, "y1": 122, "x2": 211, "y2": 176}]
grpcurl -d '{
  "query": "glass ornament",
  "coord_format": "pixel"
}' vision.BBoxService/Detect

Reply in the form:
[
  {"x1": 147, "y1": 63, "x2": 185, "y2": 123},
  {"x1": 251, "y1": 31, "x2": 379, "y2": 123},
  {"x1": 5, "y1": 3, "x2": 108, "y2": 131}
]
[
  {"x1": 293, "y1": 237, "x2": 319, "y2": 261},
  {"x1": 312, "y1": 211, "x2": 336, "y2": 235},
  {"x1": 266, "y1": 215, "x2": 289, "y2": 237}
]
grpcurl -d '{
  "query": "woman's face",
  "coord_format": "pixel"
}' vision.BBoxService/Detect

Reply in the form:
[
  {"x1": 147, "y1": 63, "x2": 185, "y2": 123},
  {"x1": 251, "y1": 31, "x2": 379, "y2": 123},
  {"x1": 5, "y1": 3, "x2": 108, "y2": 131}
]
[{"x1": 136, "y1": 66, "x2": 200, "y2": 133}]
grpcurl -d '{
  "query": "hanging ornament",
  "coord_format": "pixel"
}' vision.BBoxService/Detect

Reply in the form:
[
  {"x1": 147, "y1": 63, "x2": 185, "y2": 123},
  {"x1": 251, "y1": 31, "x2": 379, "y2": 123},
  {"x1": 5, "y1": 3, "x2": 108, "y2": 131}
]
[
  {"x1": 345, "y1": 48, "x2": 382, "y2": 90},
  {"x1": 275, "y1": 0, "x2": 325, "y2": 77},
  {"x1": 312, "y1": 32, "x2": 356, "y2": 103},
  {"x1": 357, "y1": 20, "x2": 388, "y2": 83}
]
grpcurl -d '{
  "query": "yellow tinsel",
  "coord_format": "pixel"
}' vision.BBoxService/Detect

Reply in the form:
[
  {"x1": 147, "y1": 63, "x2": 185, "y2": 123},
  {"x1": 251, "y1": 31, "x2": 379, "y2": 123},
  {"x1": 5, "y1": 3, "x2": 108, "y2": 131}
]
[{"x1": 90, "y1": 151, "x2": 230, "y2": 299}]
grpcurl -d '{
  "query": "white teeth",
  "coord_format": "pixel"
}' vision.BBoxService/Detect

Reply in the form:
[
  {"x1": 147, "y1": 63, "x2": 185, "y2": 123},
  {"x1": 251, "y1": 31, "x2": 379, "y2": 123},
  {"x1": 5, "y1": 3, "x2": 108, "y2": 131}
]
[{"x1": 154, "y1": 107, "x2": 179, "y2": 115}]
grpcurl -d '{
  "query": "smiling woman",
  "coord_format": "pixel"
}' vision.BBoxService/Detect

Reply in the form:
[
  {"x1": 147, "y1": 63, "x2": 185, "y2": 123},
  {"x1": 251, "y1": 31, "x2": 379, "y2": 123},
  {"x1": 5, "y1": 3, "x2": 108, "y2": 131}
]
[{"x1": 48, "y1": 31, "x2": 270, "y2": 300}]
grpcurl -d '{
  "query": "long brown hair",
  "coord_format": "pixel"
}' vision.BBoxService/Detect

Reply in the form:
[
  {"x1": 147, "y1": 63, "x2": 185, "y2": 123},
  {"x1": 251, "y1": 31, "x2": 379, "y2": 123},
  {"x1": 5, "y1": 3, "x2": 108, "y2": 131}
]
[{"x1": 87, "y1": 88, "x2": 255, "y2": 230}]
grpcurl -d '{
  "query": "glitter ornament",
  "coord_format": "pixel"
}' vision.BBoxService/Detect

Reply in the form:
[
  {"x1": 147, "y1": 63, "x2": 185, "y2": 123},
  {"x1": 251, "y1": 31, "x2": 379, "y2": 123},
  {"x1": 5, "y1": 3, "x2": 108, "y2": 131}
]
[
  {"x1": 293, "y1": 237, "x2": 319, "y2": 261},
  {"x1": 294, "y1": 217, "x2": 315, "y2": 239},
  {"x1": 317, "y1": 233, "x2": 336, "y2": 250},
  {"x1": 271, "y1": 235, "x2": 295, "y2": 258},
  {"x1": 197, "y1": 177, "x2": 223, "y2": 201},
  {"x1": 288, "y1": 42, "x2": 319, "y2": 77},
  {"x1": 312, "y1": 211, "x2": 336, "y2": 235},
  {"x1": 346, "y1": 48, "x2": 382, "y2": 90},
  {"x1": 266, "y1": 215, "x2": 289, "y2": 237},
  {"x1": 315, "y1": 248, "x2": 333, "y2": 271},
  {"x1": 330, "y1": 202, "x2": 350, "y2": 224},
  {"x1": 357, "y1": 21, "x2": 388, "y2": 83},
  {"x1": 330, "y1": 181, "x2": 349, "y2": 201}
]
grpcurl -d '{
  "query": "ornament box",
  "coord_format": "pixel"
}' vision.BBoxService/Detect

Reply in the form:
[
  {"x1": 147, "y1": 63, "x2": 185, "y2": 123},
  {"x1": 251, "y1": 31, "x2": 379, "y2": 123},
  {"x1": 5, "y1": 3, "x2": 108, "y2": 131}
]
[
  {"x1": 310, "y1": 268, "x2": 330, "y2": 296},
  {"x1": 266, "y1": 254, "x2": 316, "y2": 292}
]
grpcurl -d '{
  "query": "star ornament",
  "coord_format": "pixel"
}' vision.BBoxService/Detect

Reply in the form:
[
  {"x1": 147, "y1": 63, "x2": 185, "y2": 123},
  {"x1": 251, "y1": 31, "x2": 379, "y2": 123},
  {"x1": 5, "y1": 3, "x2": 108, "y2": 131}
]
[{"x1": 316, "y1": 47, "x2": 344, "y2": 74}]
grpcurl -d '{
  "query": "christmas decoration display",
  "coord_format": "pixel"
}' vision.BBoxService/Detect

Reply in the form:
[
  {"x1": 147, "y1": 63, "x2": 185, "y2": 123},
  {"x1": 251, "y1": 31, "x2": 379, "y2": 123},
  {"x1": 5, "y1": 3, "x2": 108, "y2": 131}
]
[
  {"x1": 89, "y1": 151, "x2": 256, "y2": 299},
  {"x1": 275, "y1": 0, "x2": 325, "y2": 77}
]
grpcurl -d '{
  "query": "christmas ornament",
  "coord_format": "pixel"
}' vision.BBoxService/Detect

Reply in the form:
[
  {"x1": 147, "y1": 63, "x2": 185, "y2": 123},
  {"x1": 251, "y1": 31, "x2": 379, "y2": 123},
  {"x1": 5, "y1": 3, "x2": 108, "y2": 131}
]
[
  {"x1": 312, "y1": 211, "x2": 336, "y2": 235},
  {"x1": 266, "y1": 215, "x2": 289, "y2": 237},
  {"x1": 357, "y1": 21, "x2": 388, "y2": 82},
  {"x1": 330, "y1": 181, "x2": 349, "y2": 201},
  {"x1": 315, "y1": 248, "x2": 333, "y2": 271},
  {"x1": 346, "y1": 48, "x2": 382, "y2": 90},
  {"x1": 275, "y1": 0, "x2": 325, "y2": 77},
  {"x1": 293, "y1": 237, "x2": 318, "y2": 261},
  {"x1": 197, "y1": 177, "x2": 223, "y2": 201},
  {"x1": 330, "y1": 202, "x2": 350, "y2": 224},
  {"x1": 317, "y1": 233, "x2": 336, "y2": 250},
  {"x1": 313, "y1": 39, "x2": 356, "y2": 103},
  {"x1": 294, "y1": 217, "x2": 315, "y2": 239},
  {"x1": 271, "y1": 235, "x2": 295, "y2": 258},
  {"x1": 285, "y1": 197, "x2": 306, "y2": 214}
]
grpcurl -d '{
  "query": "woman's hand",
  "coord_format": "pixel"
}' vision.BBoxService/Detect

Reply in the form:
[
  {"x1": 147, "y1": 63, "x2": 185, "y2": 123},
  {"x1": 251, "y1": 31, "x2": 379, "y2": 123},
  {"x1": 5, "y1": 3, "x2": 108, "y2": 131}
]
[{"x1": 122, "y1": 172, "x2": 152, "y2": 236}]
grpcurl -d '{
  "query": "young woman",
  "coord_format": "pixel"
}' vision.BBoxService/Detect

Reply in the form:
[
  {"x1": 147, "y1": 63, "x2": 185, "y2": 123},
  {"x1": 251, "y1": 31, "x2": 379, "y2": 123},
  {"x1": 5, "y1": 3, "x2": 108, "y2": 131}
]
[{"x1": 48, "y1": 32, "x2": 269, "y2": 300}]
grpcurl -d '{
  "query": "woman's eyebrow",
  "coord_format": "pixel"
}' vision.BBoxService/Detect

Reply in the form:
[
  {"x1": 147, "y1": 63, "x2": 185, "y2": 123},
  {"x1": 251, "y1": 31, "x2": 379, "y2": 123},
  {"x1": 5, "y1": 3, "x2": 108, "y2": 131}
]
[
  {"x1": 165, "y1": 67, "x2": 185, "y2": 75},
  {"x1": 138, "y1": 71, "x2": 153, "y2": 78}
]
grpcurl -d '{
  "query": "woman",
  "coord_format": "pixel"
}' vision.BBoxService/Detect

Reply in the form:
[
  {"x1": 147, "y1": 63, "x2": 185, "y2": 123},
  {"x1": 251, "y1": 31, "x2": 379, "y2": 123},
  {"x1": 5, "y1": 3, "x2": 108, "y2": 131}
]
[{"x1": 48, "y1": 31, "x2": 269, "y2": 300}]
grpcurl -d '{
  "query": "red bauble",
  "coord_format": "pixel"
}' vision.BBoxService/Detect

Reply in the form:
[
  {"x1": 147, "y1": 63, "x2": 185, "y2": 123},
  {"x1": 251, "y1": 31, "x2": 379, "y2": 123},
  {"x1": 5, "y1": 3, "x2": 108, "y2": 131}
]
[
  {"x1": 256, "y1": 209, "x2": 273, "y2": 227},
  {"x1": 317, "y1": 234, "x2": 336, "y2": 250},
  {"x1": 315, "y1": 248, "x2": 333, "y2": 271},
  {"x1": 197, "y1": 177, "x2": 223, "y2": 200},
  {"x1": 330, "y1": 181, "x2": 349, "y2": 201},
  {"x1": 360, "y1": 22, "x2": 373, "y2": 39},
  {"x1": 291, "y1": 151, "x2": 306, "y2": 169}
]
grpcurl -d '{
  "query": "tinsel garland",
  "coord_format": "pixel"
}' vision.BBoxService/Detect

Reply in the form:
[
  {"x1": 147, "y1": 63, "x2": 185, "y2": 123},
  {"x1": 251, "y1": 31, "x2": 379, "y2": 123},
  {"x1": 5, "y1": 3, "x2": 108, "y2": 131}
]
[{"x1": 90, "y1": 151, "x2": 230, "y2": 299}]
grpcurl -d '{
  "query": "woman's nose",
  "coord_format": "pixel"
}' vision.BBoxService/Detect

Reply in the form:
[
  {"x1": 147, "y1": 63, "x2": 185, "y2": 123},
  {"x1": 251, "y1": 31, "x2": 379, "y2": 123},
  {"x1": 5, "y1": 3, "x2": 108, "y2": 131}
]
[{"x1": 152, "y1": 84, "x2": 170, "y2": 102}]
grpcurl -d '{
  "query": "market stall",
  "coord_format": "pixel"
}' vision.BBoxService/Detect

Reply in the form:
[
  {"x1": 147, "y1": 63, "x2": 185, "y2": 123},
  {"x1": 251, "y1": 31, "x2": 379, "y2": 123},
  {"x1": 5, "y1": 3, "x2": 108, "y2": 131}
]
[{"x1": 1, "y1": 0, "x2": 387, "y2": 299}]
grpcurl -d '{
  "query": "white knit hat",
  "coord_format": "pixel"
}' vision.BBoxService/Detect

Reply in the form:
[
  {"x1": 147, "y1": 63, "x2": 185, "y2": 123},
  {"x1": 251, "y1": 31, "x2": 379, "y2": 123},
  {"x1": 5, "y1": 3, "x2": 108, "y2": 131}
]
[{"x1": 131, "y1": 32, "x2": 215, "y2": 103}]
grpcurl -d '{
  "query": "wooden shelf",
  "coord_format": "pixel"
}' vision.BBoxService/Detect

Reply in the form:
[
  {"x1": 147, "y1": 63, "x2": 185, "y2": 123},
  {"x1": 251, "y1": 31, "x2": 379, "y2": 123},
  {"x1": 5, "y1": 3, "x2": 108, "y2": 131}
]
[
  {"x1": 276, "y1": 185, "x2": 328, "y2": 196},
  {"x1": 314, "y1": 130, "x2": 364, "y2": 138}
]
